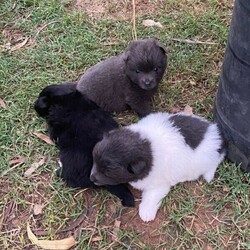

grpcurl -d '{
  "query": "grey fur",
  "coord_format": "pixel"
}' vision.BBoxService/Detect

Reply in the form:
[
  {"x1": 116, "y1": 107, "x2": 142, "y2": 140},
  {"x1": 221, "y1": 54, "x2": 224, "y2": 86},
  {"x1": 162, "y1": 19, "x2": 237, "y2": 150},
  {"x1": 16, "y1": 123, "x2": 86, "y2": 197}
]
[
  {"x1": 169, "y1": 114, "x2": 209, "y2": 149},
  {"x1": 76, "y1": 38, "x2": 167, "y2": 117},
  {"x1": 90, "y1": 128, "x2": 152, "y2": 185}
]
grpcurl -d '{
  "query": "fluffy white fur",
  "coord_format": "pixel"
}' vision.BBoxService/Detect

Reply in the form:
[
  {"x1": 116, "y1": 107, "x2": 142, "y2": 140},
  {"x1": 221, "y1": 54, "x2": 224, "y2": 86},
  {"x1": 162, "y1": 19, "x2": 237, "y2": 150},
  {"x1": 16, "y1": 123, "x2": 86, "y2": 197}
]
[{"x1": 128, "y1": 112, "x2": 225, "y2": 222}]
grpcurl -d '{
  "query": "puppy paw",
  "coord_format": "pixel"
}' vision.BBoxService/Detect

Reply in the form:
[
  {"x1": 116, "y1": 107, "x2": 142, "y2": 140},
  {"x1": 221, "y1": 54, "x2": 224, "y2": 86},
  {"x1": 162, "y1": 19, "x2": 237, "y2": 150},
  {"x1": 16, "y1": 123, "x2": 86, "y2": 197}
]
[
  {"x1": 137, "y1": 108, "x2": 151, "y2": 118},
  {"x1": 139, "y1": 203, "x2": 158, "y2": 222},
  {"x1": 55, "y1": 167, "x2": 62, "y2": 177},
  {"x1": 106, "y1": 184, "x2": 135, "y2": 207},
  {"x1": 55, "y1": 160, "x2": 63, "y2": 177},
  {"x1": 203, "y1": 171, "x2": 215, "y2": 183},
  {"x1": 121, "y1": 195, "x2": 135, "y2": 207}
]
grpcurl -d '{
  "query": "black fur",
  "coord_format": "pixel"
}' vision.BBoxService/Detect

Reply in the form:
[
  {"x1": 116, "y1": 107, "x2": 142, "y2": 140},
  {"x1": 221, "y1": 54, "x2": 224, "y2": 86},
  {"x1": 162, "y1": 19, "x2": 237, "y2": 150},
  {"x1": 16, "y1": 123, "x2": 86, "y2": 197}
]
[
  {"x1": 34, "y1": 83, "x2": 134, "y2": 207},
  {"x1": 169, "y1": 114, "x2": 209, "y2": 149},
  {"x1": 90, "y1": 128, "x2": 153, "y2": 185}
]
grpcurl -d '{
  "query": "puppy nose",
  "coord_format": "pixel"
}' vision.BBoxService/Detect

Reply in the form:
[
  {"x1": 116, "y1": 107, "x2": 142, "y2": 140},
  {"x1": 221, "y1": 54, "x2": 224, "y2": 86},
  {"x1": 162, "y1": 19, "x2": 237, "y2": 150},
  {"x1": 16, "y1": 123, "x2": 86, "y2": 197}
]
[
  {"x1": 90, "y1": 174, "x2": 96, "y2": 182},
  {"x1": 144, "y1": 79, "x2": 155, "y2": 86}
]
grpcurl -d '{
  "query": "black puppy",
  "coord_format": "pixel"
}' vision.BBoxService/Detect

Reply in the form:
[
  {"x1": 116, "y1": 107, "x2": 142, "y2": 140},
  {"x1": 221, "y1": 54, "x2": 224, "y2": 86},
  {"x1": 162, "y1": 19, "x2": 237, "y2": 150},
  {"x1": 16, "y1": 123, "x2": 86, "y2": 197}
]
[{"x1": 34, "y1": 82, "x2": 134, "y2": 207}]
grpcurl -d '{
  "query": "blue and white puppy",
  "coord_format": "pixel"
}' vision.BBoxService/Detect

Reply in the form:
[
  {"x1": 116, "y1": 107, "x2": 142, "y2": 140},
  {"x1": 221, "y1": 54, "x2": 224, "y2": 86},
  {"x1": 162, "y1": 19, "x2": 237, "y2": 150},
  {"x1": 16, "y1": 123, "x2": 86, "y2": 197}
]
[{"x1": 90, "y1": 112, "x2": 226, "y2": 222}]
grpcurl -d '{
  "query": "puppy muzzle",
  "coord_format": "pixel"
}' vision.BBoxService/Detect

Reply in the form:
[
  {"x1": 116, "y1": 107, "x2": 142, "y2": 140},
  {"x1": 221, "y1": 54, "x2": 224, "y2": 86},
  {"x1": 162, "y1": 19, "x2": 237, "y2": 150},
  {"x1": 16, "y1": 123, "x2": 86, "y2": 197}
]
[{"x1": 141, "y1": 79, "x2": 156, "y2": 90}]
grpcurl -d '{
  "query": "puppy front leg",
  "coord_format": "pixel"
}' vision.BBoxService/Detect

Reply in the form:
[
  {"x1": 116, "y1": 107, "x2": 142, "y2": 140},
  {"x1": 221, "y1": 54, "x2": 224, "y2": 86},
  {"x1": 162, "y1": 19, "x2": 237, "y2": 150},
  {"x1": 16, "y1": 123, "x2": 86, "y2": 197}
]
[
  {"x1": 127, "y1": 99, "x2": 151, "y2": 117},
  {"x1": 139, "y1": 187, "x2": 170, "y2": 222},
  {"x1": 106, "y1": 184, "x2": 135, "y2": 207}
]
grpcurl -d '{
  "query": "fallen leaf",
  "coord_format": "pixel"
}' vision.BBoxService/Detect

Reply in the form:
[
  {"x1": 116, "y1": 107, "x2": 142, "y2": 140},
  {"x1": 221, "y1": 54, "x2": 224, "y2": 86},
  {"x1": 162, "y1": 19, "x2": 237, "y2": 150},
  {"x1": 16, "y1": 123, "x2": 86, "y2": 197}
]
[
  {"x1": 142, "y1": 19, "x2": 163, "y2": 28},
  {"x1": 223, "y1": 186, "x2": 230, "y2": 192},
  {"x1": 183, "y1": 105, "x2": 193, "y2": 115},
  {"x1": 24, "y1": 157, "x2": 46, "y2": 177},
  {"x1": 101, "y1": 41, "x2": 120, "y2": 46},
  {"x1": 189, "y1": 80, "x2": 197, "y2": 86},
  {"x1": 0, "y1": 214, "x2": 3, "y2": 231},
  {"x1": 172, "y1": 106, "x2": 181, "y2": 113},
  {"x1": 3, "y1": 29, "x2": 23, "y2": 44},
  {"x1": 3, "y1": 237, "x2": 8, "y2": 249},
  {"x1": 9, "y1": 37, "x2": 29, "y2": 52},
  {"x1": 6, "y1": 156, "x2": 26, "y2": 174},
  {"x1": 10, "y1": 156, "x2": 26, "y2": 166},
  {"x1": 2, "y1": 28, "x2": 10, "y2": 38},
  {"x1": 0, "y1": 98, "x2": 7, "y2": 109},
  {"x1": 33, "y1": 132, "x2": 54, "y2": 145},
  {"x1": 3, "y1": 42, "x2": 11, "y2": 50},
  {"x1": 112, "y1": 219, "x2": 121, "y2": 241},
  {"x1": 33, "y1": 204, "x2": 44, "y2": 216},
  {"x1": 91, "y1": 236, "x2": 102, "y2": 242},
  {"x1": 204, "y1": 245, "x2": 214, "y2": 250},
  {"x1": 27, "y1": 223, "x2": 76, "y2": 250}
]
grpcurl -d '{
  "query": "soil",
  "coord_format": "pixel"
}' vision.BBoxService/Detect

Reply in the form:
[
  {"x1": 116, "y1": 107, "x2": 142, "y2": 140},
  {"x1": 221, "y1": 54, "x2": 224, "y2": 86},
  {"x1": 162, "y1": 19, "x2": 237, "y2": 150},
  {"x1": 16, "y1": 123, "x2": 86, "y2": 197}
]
[{"x1": 72, "y1": 0, "x2": 164, "y2": 20}]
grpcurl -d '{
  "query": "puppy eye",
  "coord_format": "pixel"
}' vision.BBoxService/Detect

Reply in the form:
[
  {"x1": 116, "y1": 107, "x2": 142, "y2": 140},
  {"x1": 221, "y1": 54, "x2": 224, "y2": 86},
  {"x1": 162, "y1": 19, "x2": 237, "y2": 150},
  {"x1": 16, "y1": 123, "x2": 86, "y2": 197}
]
[
  {"x1": 127, "y1": 164, "x2": 135, "y2": 174},
  {"x1": 136, "y1": 69, "x2": 140, "y2": 73},
  {"x1": 105, "y1": 167, "x2": 117, "y2": 176},
  {"x1": 153, "y1": 67, "x2": 158, "y2": 71}
]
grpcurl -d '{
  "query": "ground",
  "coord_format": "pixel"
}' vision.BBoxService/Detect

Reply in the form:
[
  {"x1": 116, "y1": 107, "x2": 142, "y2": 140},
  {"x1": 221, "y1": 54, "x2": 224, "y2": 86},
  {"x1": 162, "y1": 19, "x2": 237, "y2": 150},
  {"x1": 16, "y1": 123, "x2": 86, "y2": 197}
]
[{"x1": 0, "y1": 0, "x2": 250, "y2": 249}]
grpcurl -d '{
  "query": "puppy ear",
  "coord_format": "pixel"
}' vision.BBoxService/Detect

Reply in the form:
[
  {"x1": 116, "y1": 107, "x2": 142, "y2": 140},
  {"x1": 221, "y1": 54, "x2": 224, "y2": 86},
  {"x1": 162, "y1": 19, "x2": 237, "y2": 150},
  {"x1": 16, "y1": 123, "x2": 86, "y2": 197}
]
[
  {"x1": 127, "y1": 161, "x2": 146, "y2": 175},
  {"x1": 34, "y1": 96, "x2": 49, "y2": 117},
  {"x1": 36, "y1": 96, "x2": 48, "y2": 109},
  {"x1": 101, "y1": 132, "x2": 109, "y2": 139},
  {"x1": 122, "y1": 50, "x2": 130, "y2": 62},
  {"x1": 148, "y1": 38, "x2": 167, "y2": 54},
  {"x1": 123, "y1": 40, "x2": 141, "y2": 61},
  {"x1": 155, "y1": 40, "x2": 167, "y2": 54}
]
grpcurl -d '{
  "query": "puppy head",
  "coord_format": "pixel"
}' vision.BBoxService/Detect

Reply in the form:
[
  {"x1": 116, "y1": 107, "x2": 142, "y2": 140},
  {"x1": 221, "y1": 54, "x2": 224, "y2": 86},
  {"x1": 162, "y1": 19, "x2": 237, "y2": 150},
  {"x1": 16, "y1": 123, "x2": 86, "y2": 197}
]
[
  {"x1": 123, "y1": 38, "x2": 167, "y2": 90},
  {"x1": 34, "y1": 82, "x2": 77, "y2": 117},
  {"x1": 90, "y1": 128, "x2": 152, "y2": 186}
]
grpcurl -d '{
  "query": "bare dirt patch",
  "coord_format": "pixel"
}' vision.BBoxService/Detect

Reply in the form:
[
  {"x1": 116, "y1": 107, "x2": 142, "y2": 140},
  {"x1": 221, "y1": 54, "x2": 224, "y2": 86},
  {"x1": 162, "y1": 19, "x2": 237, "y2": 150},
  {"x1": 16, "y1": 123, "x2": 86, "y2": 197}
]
[
  {"x1": 0, "y1": 174, "x2": 239, "y2": 249},
  {"x1": 72, "y1": 0, "x2": 164, "y2": 20},
  {"x1": 120, "y1": 188, "x2": 174, "y2": 246}
]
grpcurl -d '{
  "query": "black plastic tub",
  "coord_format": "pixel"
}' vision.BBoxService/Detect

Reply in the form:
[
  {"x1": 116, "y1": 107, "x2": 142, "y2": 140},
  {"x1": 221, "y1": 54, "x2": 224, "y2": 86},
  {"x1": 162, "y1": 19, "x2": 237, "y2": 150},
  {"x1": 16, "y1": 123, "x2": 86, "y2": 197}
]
[{"x1": 214, "y1": 0, "x2": 250, "y2": 172}]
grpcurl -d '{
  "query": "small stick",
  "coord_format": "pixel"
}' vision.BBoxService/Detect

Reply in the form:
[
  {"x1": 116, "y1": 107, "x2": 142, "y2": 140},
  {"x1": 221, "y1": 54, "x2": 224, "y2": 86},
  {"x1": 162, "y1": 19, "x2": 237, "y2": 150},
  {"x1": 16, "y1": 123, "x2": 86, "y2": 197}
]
[
  {"x1": 33, "y1": 20, "x2": 59, "y2": 40},
  {"x1": 167, "y1": 37, "x2": 217, "y2": 45},
  {"x1": 0, "y1": 228, "x2": 21, "y2": 235},
  {"x1": 211, "y1": 215, "x2": 232, "y2": 225},
  {"x1": 131, "y1": 0, "x2": 137, "y2": 40}
]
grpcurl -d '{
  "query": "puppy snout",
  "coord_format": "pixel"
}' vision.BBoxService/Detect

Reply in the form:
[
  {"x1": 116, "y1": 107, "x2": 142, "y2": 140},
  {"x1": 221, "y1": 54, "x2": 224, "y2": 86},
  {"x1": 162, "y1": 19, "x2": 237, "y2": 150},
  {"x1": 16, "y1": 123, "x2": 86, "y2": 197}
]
[
  {"x1": 90, "y1": 174, "x2": 97, "y2": 182},
  {"x1": 144, "y1": 79, "x2": 152, "y2": 86}
]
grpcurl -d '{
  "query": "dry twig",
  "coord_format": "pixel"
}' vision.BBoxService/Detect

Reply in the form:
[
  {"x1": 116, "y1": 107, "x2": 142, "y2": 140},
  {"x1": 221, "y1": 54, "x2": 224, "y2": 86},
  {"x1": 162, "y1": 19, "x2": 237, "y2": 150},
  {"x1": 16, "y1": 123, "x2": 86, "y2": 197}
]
[
  {"x1": 33, "y1": 20, "x2": 59, "y2": 40},
  {"x1": 131, "y1": 0, "x2": 137, "y2": 40},
  {"x1": 167, "y1": 37, "x2": 217, "y2": 45}
]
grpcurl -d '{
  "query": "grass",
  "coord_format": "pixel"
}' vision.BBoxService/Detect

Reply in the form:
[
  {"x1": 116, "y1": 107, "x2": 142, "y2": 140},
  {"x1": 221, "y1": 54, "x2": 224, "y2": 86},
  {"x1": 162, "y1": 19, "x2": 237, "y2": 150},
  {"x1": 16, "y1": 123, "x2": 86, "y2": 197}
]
[{"x1": 0, "y1": 0, "x2": 250, "y2": 249}]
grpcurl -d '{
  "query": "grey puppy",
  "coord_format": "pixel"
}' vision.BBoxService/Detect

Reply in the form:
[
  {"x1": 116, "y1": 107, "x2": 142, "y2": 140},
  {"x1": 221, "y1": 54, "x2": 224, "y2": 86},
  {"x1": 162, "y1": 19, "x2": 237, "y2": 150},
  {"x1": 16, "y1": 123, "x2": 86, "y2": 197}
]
[{"x1": 76, "y1": 38, "x2": 167, "y2": 117}]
